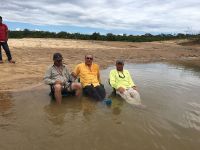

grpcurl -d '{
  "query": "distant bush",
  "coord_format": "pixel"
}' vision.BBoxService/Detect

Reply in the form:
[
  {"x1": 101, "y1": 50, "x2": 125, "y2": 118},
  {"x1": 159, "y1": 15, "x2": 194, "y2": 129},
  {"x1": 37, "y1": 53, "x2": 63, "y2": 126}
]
[{"x1": 8, "y1": 29, "x2": 200, "y2": 42}]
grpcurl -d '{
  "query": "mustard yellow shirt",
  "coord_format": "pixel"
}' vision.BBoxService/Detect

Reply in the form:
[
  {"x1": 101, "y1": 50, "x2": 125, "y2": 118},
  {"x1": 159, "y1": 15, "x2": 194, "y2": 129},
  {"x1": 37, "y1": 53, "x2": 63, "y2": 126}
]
[
  {"x1": 73, "y1": 63, "x2": 100, "y2": 87},
  {"x1": 109, "y1": 69, "x2": 135, "y2": 89}
]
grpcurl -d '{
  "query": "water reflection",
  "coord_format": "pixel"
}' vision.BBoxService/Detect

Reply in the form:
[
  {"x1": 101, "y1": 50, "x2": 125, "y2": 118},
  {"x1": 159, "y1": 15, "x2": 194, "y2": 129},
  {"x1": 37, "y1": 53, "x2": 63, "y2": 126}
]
[
  {"x1": 81, "y1": 98, "x2": 97, "y2": 118},
  {"x1": 0, "y1": 92, "x2": 14, "y2": 114},
  {"x1": 184, "y1": 102, "x2": 200, "y2": 131},
  {"x1": 44, "y1": 97, "x2": 82, "y2": 125},
  {"x1": 43, "y1": 94, "x2": 125, "y2": 128},
  {"x1": 0, "y1": 92, "x2": 16, "y2": 133},
  {"x1": 168, "y1": 60, "x2": 200, "y2": 77},
  {"x1": 1, "y1": 62, "x2": 200, "y2": 150},
  {"x1": 44, "y1": 102, "x2": 68, "y2": 125},
  {"x1": 44, "y1": 96, "x2": 99, "y2": 126},
  {"x1": 110, "y1": 96, "x2": 124, "y2": 115}
]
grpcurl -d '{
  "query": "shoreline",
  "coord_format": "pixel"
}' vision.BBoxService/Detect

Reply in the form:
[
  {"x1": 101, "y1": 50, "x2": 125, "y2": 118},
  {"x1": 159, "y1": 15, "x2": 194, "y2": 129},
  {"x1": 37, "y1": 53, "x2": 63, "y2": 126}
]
[{"x1": 0, "y1": 38, "x2": 200, "y2": 91}]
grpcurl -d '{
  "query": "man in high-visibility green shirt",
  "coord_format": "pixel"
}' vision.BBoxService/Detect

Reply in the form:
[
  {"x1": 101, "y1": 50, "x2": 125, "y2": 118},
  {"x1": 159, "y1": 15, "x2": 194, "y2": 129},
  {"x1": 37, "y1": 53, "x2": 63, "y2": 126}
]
[{"x1": 109, "y1": 60, "x2": 141, "y2": 105}]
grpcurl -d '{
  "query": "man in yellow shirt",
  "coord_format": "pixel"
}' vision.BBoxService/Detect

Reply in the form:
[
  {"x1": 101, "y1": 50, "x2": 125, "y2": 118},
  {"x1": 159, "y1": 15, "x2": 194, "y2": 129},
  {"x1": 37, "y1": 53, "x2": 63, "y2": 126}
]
[
  {"x1": 72, "y1": 54, "x2": 105, "y2": 101},
  {"x1": 109, "y1": 60, "x2": 141, "y2": 105}
]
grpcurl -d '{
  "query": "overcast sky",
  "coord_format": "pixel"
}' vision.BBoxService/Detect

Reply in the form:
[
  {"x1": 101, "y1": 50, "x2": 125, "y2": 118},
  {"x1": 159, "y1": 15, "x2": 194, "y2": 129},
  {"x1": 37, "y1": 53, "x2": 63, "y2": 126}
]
[{"x1": 0, "y1": 0, "x2": 200, "y2": 34}]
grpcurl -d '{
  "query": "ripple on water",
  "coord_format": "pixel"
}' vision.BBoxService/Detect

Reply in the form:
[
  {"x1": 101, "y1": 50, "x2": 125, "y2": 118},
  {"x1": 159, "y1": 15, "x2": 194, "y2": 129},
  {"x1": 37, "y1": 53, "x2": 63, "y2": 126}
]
[
  {"x1": 1, "y1": 62, "x2": 200, "y2": 150},
  {"x1": 183, "y1": 102, "x2": 200, "y2": 131},
  {"x1": 0, "y1": 92, "x2": 17, "y2": 131}
]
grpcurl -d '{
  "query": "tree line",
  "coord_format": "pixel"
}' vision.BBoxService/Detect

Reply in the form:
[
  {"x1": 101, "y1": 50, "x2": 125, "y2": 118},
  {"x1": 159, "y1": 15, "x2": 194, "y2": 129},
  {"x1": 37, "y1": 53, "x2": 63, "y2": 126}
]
[{"x1": 9, "y1": 29, "x2": 200, "y2": 42}]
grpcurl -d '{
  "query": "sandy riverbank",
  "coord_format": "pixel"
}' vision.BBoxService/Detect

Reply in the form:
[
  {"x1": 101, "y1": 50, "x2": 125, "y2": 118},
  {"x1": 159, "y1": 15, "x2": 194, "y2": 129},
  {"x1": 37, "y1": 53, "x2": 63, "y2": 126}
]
[{"x1": 0, "y1": 38, "x2": 200, "y2": 91}]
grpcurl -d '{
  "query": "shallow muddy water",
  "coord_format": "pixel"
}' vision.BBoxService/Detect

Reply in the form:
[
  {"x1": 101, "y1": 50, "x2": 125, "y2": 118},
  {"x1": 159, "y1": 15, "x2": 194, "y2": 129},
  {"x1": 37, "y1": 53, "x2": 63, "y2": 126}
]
[{"x1": 0, "y1": 62, "x2": 200, "y2": 150}]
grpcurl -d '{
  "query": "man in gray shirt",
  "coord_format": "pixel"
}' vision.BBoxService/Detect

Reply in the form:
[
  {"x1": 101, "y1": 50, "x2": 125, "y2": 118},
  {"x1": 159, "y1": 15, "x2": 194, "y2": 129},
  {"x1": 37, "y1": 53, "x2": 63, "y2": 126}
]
[{"x1": 44, "y1": 53, "x2": 81, "y2": 104}]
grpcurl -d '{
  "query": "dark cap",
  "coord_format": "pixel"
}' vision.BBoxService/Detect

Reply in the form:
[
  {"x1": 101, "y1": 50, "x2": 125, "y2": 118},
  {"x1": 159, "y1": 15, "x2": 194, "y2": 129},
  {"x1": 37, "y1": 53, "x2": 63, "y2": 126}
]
[
  {"x1": 0, "y1": 16, "x2": 2, "y2": 19},
  {"x1": 116, "y1": 59, "x2": 124, "y2": 64},
  {"x1": 53, "y1": 53, "x2": 63, "y2": 61}
]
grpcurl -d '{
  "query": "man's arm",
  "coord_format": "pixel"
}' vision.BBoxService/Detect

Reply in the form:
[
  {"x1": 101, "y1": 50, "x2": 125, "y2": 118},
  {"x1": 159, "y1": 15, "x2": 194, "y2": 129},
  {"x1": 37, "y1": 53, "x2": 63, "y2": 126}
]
[
  {"x1": 5, "y1": 25, "x2": 8, "y2": 42},
  {"x1": 71, "y1": 64, "x2": 80, "y2": 79},
  {"x1": 110, "y1": 70, "x2": 125, "y2": 93},
  {"x1": 71, "y1": 72, "x2": 77, "y2": 79},
  {"x1": 97, "y1": 65, "x2": 101, "y2": 83},
  {"x1": 127, "y1": 71, "x2": 137, "y2": 90},
  {"x1": 109, "y1": 70, "x2": 117, "y2": 89},
  {"x1": 44, "y1": 66, "x2": 55, "y2": 85}
]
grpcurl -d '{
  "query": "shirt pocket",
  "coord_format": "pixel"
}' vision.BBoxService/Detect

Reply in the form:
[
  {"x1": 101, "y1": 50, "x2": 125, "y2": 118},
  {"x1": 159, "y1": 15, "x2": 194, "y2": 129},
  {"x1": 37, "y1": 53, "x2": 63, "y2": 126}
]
[{"x1": 52, "y1": 71, "x2": 60, "y2": 78}]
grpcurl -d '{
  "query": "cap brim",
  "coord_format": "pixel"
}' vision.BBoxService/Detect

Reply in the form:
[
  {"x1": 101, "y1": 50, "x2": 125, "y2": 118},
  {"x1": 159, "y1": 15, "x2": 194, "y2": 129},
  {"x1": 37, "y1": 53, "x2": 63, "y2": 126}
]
[
  {"x1": 54, "y1": 58, "x2": 62, "y2": 61},
  {"x1": 116, "y1": 61, "x2": 124, "y2": 64}
]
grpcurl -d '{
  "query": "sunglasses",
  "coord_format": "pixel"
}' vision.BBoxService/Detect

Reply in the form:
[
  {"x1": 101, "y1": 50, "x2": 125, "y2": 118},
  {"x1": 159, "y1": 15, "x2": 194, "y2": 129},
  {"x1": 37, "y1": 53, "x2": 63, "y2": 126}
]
[
  {"x1": 86, "y1": 57, "x2": 93, "y2": 60},
  {"x1": 117, "y1": 72, "x2": 125, "y2": 78},
  {"x1": 56, "y1": 59, "x2": 62, "y2": 62}
]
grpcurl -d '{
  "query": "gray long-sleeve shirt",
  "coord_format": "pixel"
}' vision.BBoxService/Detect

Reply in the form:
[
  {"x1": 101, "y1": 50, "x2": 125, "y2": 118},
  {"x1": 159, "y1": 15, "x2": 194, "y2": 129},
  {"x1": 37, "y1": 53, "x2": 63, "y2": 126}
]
[{"x1": 44, "y1": 64, "x2": 73, "y2": 87}]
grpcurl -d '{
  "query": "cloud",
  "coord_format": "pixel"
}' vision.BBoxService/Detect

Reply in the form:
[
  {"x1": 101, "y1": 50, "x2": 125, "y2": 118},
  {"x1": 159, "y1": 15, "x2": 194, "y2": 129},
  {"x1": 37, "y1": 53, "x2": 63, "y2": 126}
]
[
  {"x1": 0, "y1": 0, "x2": 200, "y2": 33},
  {"x1": 15, "y1": 28, "x2": 22, "y2": 31},
  {"x1": 34, "y1": 29, "x2": 40, "y2": 31}
]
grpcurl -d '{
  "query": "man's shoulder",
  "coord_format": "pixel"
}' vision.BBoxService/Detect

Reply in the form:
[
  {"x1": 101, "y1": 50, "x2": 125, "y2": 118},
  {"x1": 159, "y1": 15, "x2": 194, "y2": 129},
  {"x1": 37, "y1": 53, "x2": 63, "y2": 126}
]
[
  {"x1": 110, "y1": 69, "x2": 117, "y2": 74},
  {"x1": 80, "y1": 62, "x2": 85, "y2": 65},
  {"x1": 47, "y1": 64, "x2": 68, "y2": 71},
  {"x1": 124, "y1": 69, "x2": 129, "y2": 72},
  {"x1": 47, "y1": 64, "x2": 54, "y2": 69},
  {"x1": 124, "y1": 69, "x2": 130, "y2": 74},
  {"x1": 76, "y1": 62, "x2": 84, "y2": 67},
  {"x1": 1, "y1": 23, "x2": 8, "y2": 28},
  {"x1": 92, "y1": 63, "x2": 99, "y2": 67},
  {"x1": 62, "y1": 65, "x2": 70, "y2": 71},
  {"x1": 62, "y1": 64, "x2": 67, "y2": 68},
  {"x1": 75, "y1": 63, "x2": 99, "y2": 69}
]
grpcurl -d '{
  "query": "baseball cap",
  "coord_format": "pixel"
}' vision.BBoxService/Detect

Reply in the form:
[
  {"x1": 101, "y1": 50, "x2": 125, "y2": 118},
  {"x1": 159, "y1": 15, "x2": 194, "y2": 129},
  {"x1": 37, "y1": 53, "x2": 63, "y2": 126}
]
[
  {"x1": 116, "y1": 59, "x2": 124, "y2": 64},
  {"x1": 53, "y1": 53, "x2": 63, "y2": 61}
]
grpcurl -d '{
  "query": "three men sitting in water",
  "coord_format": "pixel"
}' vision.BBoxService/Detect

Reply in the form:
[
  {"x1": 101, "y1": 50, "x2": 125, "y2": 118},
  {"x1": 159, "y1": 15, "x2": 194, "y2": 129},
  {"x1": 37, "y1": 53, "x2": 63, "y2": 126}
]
[{"x1": 44, "y1": 53, "x2": 140, "y2": 105}]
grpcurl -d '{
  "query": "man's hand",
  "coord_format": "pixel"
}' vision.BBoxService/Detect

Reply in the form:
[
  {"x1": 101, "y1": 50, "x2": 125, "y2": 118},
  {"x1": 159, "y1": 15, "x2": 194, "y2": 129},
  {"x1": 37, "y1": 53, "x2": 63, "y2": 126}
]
[
  {"x1": 132, "y1": 86, "x2": 137, "y2": 91},
  {"x1": 71, "y1": 72, "x2": 77, "y2": 79},
  {"x1": 117, "y1": 87, "x2": 125, "y2": 94},
  {"x1": 54, "y1": 80, "x2": 63, "y2": 85}
]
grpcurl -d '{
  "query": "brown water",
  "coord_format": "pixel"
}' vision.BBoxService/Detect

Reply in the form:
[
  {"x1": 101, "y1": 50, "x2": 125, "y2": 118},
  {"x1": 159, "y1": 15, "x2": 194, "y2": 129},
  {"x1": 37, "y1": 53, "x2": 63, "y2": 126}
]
[{"x1": 1, "y1": 62, "x2": 200, "y2": 150}]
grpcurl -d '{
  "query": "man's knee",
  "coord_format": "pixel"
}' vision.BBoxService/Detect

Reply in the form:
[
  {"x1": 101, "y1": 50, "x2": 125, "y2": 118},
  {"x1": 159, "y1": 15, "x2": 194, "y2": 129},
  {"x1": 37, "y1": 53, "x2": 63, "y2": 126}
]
[
  {"x1": 54, "y1": 84, "x2": 62, "y2": 91},
  {"x1": 95, "y1": 85, "x2": 105, "y2": 99},
  {"x1": 96, "y1": 85, "x2": 105, "y2": 91},
  {"x1": 83, "y1": 85, "x2": 93, "y2": 95},
  {"x1": 71, "y1": 82, "x2": 82, "y2": 90}
]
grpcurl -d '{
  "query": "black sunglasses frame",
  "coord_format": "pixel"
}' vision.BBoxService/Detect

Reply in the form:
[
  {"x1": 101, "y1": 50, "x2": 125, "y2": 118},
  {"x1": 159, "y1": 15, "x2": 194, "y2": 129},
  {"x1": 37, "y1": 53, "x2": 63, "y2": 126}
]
[
  {"x1": 86, "y1": 57, "x2": 93, "y2": 60},
  {"x1": 117, "y1": 71, "x2": 125, "y2": 78}
]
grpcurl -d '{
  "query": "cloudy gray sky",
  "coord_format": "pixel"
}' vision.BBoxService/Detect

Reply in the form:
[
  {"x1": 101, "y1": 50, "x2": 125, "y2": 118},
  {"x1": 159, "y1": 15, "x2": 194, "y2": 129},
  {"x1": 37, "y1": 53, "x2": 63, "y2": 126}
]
[{"x1": 0, "y1": 0, "x2": 200, "y2": 34}]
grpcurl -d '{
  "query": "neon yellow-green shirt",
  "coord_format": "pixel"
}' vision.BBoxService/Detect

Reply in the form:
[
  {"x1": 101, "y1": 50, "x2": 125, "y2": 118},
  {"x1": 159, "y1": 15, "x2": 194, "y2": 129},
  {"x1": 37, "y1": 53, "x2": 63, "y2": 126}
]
[{"x1": 109, "y1": 69, "x2": 135, "y2": 89}]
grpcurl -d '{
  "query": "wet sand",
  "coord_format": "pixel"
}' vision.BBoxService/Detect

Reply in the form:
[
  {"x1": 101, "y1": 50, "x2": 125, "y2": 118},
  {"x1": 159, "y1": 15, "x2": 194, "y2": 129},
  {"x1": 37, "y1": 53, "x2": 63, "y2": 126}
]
[{"x1": 0, "y1": 38, "x2": 200, "y2": 91}]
